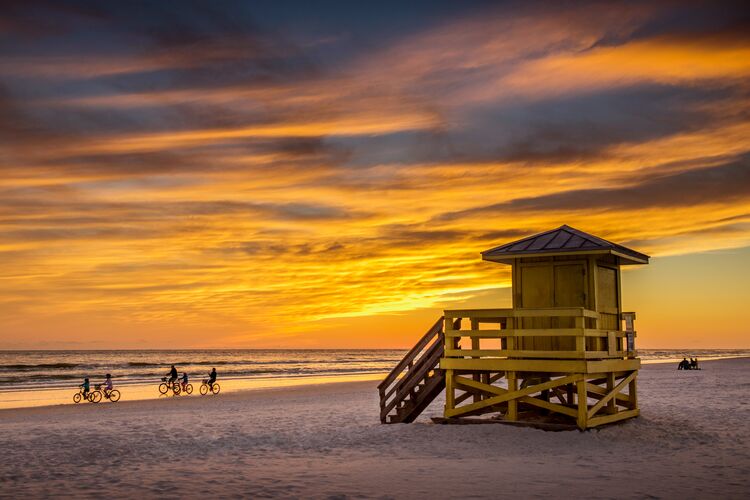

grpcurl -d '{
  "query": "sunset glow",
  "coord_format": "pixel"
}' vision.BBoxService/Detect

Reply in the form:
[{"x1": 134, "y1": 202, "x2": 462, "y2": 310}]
[{"x1": 1, "y1": 1, "x2": 748, "y2": 349}]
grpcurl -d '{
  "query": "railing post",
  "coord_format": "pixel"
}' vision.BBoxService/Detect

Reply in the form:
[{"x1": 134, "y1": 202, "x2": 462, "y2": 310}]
[
  {"x1": 623, "y1": 312, "x2": 636, "y2": 358},
  {"x1": 575, "y1": 313, "x2": 585, "y2": 356},
  {"x1": 506, "y1": 311, "x2": 516, "y2": 355},
  {"x1": 470, "y1": 318, "x2": 481, "y2": 402}
]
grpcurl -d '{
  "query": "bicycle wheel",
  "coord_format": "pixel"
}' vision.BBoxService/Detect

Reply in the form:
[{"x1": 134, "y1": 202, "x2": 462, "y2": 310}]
[
  {"x1": 211, "y1": 383, "x2": 221, "y2": 395},
  {"x1": 199, "y1": 384, "x2": 208, "y2": 395},
  {"x1": 172, "y1": 384, "x2": 181, "y2": 396},
  {"x1": 109, "y1": 389, "x2": 121, "y2": 402},
  {"x1": 158, "y1": 383, "x2": 168, "y2": 394},
  {"x1": 73, "y1": 393, "x2": 82, "y2": 404},
  {"x1": 90, "y1": 391, "x2": 102, "y2": 403},
  {"x1": 185, "y1": 384, "x2": 193, "y2": 395}
]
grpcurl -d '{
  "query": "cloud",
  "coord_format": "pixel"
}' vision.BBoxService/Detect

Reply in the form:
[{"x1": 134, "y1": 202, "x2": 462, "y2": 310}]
[
  {"x1": 438, "y1": 155, "x2": 750, "y2": 219},
  {"x1": 1, "y1": 0, "x2": 749, "y2": 346}
]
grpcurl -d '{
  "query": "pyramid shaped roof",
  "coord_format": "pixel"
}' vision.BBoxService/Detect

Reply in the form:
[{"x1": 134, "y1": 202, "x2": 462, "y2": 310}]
[{"x1": 481, "y1": 225, "x2": 649, "y2": 265}]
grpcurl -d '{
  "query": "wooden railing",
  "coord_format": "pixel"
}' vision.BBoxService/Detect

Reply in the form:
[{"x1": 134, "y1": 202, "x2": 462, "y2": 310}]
[
  {"x1": 378, "y1": 317, "x2": 445, "y2": 423},
  {"x1": 443, "y1": 307, "x2": 636, "y2": 361}
]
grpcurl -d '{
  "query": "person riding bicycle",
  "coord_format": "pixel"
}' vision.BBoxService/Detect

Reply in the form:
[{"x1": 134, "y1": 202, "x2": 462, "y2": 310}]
[
  {"x1": 181, "y1": 372, "x2": 189, "y2": 392},
  {"x1": 167, "y1": 365, "x2": 178, "y2": 385},
  {"x1": 207, "y1": 367, "x2": 217, "y2": 390},
  {"x1": 102, "y1": 374, "x2": 113, "y2": 397},
  {"x1": 80, "y1": 377, "x2": 90, "y2": 399}
]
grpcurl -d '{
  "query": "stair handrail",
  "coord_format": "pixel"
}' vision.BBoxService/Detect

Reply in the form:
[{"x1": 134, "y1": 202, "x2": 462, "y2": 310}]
[
  {"x1": 377, "y1": 316, "x2": 443, "y2": 391},
  {"x1": 379, "y1": 334, "x2": 445, "y2": 422},
  {"x1": 380, "y1": 330, "x2": 444, "y2": 408}
]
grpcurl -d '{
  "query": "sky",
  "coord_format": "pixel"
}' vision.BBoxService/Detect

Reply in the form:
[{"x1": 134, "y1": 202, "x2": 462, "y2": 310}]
[{"x1": 0, "y1": 0, "x2": 748, "y2": 349}]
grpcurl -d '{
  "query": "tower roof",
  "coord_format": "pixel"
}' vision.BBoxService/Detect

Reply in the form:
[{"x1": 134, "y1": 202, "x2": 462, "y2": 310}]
[{"x1": 481, "y1": 225, "x2": 649, "y2": 265}]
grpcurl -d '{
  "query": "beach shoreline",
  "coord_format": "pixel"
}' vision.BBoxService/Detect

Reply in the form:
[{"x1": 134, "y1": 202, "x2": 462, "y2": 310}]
[{"x1": 1, "y1": 357, "x2": 748, "y2": 499}]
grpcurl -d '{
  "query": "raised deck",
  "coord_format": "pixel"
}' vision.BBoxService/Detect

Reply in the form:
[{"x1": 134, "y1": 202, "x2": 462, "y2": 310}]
[{"x1": 440, "y1": 307, "x2": 639, "y2": 429}]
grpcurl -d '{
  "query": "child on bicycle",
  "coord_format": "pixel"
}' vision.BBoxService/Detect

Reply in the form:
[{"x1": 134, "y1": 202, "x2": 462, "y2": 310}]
[
  {"x1": 102, "y1": 374, "x2": 113, "y2": 397},
  {"x1": 80, "y1": 377, "x2": 90, "y2": 399},
  {"x1": 181, "y1": 372, "x2": 189, "y2": 392}
]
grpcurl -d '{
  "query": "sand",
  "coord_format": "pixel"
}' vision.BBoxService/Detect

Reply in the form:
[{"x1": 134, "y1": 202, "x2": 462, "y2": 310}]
[{"x1": 0, "y1": 358, "x2": 748, "y2": 499}]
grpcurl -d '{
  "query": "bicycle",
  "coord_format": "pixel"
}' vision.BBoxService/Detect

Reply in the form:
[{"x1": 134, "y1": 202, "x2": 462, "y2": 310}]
[
  {"x1": 159, "y1": 377, "x2": 181, "y2": 396},
  {"x1": 199, "y1": 379, "x2": 220, "y2": 395},
  {"x1": 73, "y1": 388, "x2": 97, "y2": 404},
  {"x1": 91, "y1": 384, "x2": 121, "y2": 403},
  {"x1": 179, "y1": 382, "x2": 193, "y2": 395}
]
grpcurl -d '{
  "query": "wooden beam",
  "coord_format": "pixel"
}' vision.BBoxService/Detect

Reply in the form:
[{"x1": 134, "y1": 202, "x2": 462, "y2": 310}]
[
  {"x1": 519, "y1": 395, "x2": 579, "y2": 418},
  {"x1": 445, "y1": 349, "x2": 593, "y2": 359},
  {"x1": 471, "y1": 319, "x2": 480, "y2": 403},
  {"x1": 445, "y1": 369, "x2": 455, "y2": 413},
  {"x1": 444, "y1": 308, "x2": 513, "y2": 319},
  {"x1": 586, "y1": 383, "x2": 630, "y2": 406},
  {"x1": 587, "y1": 371, "x2": 637, "y2": 419},
  {"x1": 577, "y1": 378, "x2": 588, "y2": 430},
  {"x1": 551, "y1": 386, "x2": 568, "y2": 405},
  {"x1": 628, "y1": 373, "x2": 638, "y2": 410},
  {"x1": 588, "y1": 409, "x2": 639, "y2": 428},
  {"x1": 445, "y1": 328, "x2": 586, "y2": 338},
  {"x1": 445, "y1": 329, "x2": 503, "y2": 338},
  {"x1": 444, "y1": 307, "x2": 599, "y2": 319},
  {"x1": 507, "y1": 371, "x2": 518, "y2": 420},
  {"x1": 606, "y1": 372, "x2": 616, "y2": 413},
  {"x1": 586, "y1": 359, "x2": 641, "y2": 373},
  {"x1": 449, "y1": 374, "x2": 581, "y2": 417},
  {"x1": 441, "y1": 358, "x2": 588, "y2": 372}
]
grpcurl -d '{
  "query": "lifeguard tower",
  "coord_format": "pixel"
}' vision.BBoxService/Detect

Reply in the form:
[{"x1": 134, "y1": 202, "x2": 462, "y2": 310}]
[{"x1": 379, "y1": 225, "x2": 649, "y2": 430}]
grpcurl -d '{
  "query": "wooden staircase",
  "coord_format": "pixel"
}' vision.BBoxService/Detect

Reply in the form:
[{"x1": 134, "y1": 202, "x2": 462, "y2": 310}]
[{"x1": 378, "y1": 317, "x2": 446, "y2": 423}]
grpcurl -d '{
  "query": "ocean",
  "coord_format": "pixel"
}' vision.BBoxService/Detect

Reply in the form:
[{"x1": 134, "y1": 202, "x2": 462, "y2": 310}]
[{"x1": 1, "y1": 349, "x2": 748, "y2": 393}]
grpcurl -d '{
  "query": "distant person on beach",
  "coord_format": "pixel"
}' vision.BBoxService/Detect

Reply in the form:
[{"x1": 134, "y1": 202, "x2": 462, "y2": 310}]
[
  {"x1": 181, "y1": 372, "x2": 189, "y2": 391},
  {"x1": 207, "y1": 367, "x2": 217, "y2": 389},
  {"x1": 678, "y1": 358, "x2": 690, "y2": 370},
  {"x1": 167, "y1": 365, "x2": 178, "y2": 384},
  {"x1": 80, "y1": 377, "x2": 90, "y2": 398},
  {"x1": 102, "y1": 374, "x2": 113, "y2": 396},
  {"x1": 690, "y1": 358, "x2": 699, "y2": 370}
]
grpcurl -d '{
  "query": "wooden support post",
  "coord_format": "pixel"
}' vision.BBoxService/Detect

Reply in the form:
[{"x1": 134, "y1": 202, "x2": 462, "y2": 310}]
[
  {"x1": 566, "y1": 383, "x2": 574, "y2": 406},
  {"x1": 606, "y1": 372, "x2": 616, "y2": 414},
  {"x1": 506, "y1": 371, "x2": 517, "y2": 421},
  {"x1": 577, "y1": 377, "x2": 588, "y2": 430},
  {"x1": 628, "y1": 372, "x2": 638, "y2": 410},
  {"x1": 445, "y1": 369, "x2": 455, "y2": 414},
  {"x1": 471, "y1": 319, "x2": 481, "y2": 403}
]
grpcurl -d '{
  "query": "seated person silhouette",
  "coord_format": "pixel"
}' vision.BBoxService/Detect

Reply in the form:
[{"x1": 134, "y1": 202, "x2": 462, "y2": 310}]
[{"x1": 678, "y1": 358, "x2": 690, "y2": 370}]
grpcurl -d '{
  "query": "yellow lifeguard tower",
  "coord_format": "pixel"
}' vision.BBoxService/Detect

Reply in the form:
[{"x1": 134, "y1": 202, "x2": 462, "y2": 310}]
[{"x1": 379, "y1": 225, "x2": 649, "y2": 430}]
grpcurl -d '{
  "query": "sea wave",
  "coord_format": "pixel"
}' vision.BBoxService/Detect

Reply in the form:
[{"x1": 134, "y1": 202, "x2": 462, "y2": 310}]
[{"x1": 0, "y1": 363, "x2": 81, "y2": 370}]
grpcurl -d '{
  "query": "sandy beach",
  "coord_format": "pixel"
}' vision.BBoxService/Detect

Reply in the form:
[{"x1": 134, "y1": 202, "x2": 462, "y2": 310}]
[{"x1": 1, "y1": 357, "x2": 748, "y2": 499}]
